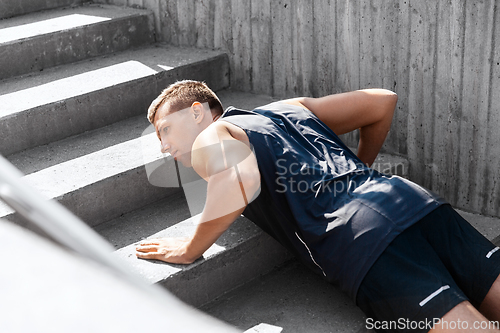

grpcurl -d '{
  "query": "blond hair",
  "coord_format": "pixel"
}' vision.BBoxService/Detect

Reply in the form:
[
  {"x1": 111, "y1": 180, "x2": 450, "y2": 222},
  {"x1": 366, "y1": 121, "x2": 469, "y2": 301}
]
[{"x1": 147, "y1": 80, "x2": 223, "y2": 123}]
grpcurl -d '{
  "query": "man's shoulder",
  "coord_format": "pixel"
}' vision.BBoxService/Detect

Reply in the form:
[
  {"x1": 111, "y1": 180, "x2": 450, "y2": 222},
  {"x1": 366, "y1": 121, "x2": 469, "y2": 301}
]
[
  {"x1": 193, "y1": 120, "x2": 249, "y2": 152},
  {"x1": 191, "y1": 121, "x2": 256, "y2": 179}
]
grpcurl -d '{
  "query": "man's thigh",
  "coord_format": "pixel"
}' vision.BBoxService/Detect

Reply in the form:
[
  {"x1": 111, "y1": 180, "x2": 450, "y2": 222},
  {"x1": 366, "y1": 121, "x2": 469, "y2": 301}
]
[
  {"x1": 356, "y1": 205, "x2": 500, "y2": 332},
  {"x1": 418, "y1": 205, "x2": 500, "y2": 308},
  {"x1": 356, "y1": 217, "x2": 467, "y2": 333}
]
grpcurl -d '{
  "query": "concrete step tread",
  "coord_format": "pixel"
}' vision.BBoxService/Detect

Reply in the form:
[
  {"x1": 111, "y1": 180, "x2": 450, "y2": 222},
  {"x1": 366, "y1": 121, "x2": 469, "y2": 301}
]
[
  {"x1": 0, "y1": 43, "x2": 226, "y2": 96},
  {"x1": 109, "y1": 200, "x2": 264, "y2": 281},
  {"x1": 94, "y1": 192, "x2": 191, "y2": 249},
  {"x1": 0, "y1": 3, "x2": 150, "y2": 44},
  {"x1": 101, "y1": 192, "x2": 291, "y2": 308},
  {"x1": 371, "y1": 151, "x2": 409, "y2": 177},
  {"x1": 0, "y1": 3, "x2": 155, "y2": 80},
  {"x1": 0, "y1": 0, "x2": 83, "y2": 20},
  {"x1": 0, "y1": 121, "x2": 169, "y2": 220},
  {"x1": 0, "y1": 44, "x2": 228, "y2": 155},
  {"x1": 0, "y1": 43, "x2": 225, "y2": 105},
  {"x1": 457, "y1": 209, "x2": 500, "y2": 244},
  {"x1": 6, "y1": 115, "x2": 150, "y2": 175},
  {"x1": 203, "y1": 259, "x2": 367, "y2": 333},
  {"x1": 0, "y1": 60, "x2": 156, "y2": 118}
]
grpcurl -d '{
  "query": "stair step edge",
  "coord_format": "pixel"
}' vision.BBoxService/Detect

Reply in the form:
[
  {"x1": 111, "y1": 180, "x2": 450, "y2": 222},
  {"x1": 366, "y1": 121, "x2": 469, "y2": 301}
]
[
  {"x1": 0, "y1": 0, "x2": 85, "y2": 20},
  {"x1": 0, "y1": 4, "x2": 155, "y2": 79},
  {"x1": 0, "y1": 45, "x2": 229, "y2": 155},
  {"x1": 114, "y1": 214, "x2": 292, "y2": 308}
]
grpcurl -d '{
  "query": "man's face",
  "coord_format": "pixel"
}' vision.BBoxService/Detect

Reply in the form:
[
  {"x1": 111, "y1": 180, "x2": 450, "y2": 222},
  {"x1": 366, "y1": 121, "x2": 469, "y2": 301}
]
[{"x1": 153, "y1": 102, "x2": 211, "y2": 167}]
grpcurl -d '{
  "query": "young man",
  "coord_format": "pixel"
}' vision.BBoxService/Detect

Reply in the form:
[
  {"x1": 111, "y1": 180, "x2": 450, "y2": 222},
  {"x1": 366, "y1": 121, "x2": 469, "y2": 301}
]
[{"x1": 136, "y1": 80, "x2": 500, "y2": 332}]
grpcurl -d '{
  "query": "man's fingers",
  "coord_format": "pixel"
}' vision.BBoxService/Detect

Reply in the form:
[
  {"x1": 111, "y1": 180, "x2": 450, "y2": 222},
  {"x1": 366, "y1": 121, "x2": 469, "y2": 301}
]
[
  {"x1": 136, "y1": 251, "x2": 160, "y2": 260},
  {"x1": 136, "y1": 245, "x2": 158, "y2": 252}
]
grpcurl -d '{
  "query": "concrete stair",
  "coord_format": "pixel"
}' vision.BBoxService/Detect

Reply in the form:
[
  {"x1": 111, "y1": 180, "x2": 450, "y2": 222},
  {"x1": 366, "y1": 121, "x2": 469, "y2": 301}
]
[
  {"x1": 2, "y1": 2, "x2": 500, "y2": 332},
  {"x1": 0, "y1": 0, "x2": 291, "y2": 315},
  {"x1": 0, "y1": 28, "x2": 228, "y2": 155},
  {"x1": 0, "y1": 3, "x2": 154, "y2": 79},
  {"x1": 0, "y1": 0, "x2": 84, "y2": 20}
]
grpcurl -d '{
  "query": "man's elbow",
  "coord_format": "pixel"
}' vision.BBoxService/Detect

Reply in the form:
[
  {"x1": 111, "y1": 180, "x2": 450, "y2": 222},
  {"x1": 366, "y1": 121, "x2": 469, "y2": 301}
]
[
  {"x1": 375, "y1": 89, "x2": 397, "y2": 122},
  {"x1": 375, "y1": 89, "x2": 397, "y2": 105},
  {"x1": 386, "y1": 90, "x2": 397, "y2": 117},
  {"x1": 386, "y1": 89, "x2": 398, "y2": 106}
]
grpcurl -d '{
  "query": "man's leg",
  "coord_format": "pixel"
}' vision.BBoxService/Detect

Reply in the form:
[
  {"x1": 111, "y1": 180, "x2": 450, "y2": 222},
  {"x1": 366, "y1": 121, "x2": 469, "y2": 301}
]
[
  {"x1": 480, "y1": 274, "x2": 500, "y2": 322},
  {"x1": 418, "y1": 206, "x2": 500, "y2": 323},
  {"x1": 431, "y1": 301, "x2": 499, "y2": 332}
]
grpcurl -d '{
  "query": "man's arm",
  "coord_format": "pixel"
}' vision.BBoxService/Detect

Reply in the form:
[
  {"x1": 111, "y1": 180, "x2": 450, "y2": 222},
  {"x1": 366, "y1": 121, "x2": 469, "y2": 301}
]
[
  {"x1": 136, "y1": 122, "x2": 260, "y2": 264},
  {"x1": 283, "y1": 89, "x2": 397, "y2": 167}
]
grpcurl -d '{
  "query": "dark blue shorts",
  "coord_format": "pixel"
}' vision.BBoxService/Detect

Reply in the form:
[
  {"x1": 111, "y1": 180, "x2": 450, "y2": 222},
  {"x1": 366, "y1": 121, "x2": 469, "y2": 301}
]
[{"x1": 356, "y1": 204, "x2": 500, "y2": 333}]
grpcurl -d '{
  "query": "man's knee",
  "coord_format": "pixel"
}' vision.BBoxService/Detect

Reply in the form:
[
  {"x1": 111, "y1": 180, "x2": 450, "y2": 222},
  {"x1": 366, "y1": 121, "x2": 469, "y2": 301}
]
[
  {"x1": 480, "y1": 274, "x2": 500, "y2": 322},
  {"x1": 431, "y1": 301, "x2": 499, "y2": 332}
]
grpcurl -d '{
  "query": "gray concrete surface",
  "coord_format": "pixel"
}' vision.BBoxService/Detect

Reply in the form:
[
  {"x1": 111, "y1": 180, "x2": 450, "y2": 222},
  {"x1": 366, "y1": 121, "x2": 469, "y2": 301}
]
[
  {"x1": 0, "y1": 218, "x2": 240, "y2": 333},
  {"x1": 112, "y1": 210, "x2": 291, "y2": 308},
  {"x1": 0, "y1": 0, "x2": 83, "y2": 20},
  {"x1": 371, "y1": 152, "x2": 409, "y2": 178},
  {"x1": 203, "y1": 259, "x2": 368, "y2": 333},
  {"x1": 0, "y1": 4, "x2": 154, "y2": 79},
  {"x1": 6, "y1": 115, "x2": 151, "y2": 174},
  {"x1": 95, "y1": 190, "x2": 191, "y2": 248},
  {"x1": 0, "y1": 44, "x2": 229, "y2": 155},
  {"x1": 457, "y1": 209, "x2": 500, "y2": 244},
  {"x1": 97, "y1": 186, "x2": 292, "y2": 308},
  {"x1": 0, "y1": 117, "x2": 179, "y2": 227}
]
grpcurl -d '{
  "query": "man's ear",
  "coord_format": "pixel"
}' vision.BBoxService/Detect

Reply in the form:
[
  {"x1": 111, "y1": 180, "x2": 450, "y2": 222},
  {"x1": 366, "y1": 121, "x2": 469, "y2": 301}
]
[{"x1": 191, "y1": 102, "x2": 205, "y2": 123}]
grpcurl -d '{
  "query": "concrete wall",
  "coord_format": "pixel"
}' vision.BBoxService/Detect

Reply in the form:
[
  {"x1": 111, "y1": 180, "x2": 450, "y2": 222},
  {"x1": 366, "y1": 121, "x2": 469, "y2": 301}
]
[{"x1": 97, "y1": 0, "x2": 500, "y2": 218}]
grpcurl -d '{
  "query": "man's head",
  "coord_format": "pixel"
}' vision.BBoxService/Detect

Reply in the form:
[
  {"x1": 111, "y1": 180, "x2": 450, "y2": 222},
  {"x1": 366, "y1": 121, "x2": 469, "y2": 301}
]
[
  {"x1": 147, "y1": 80, "x2": 223, "y2": 124},
  {"x1": 148, "y1": 80, "x2": 223, "y2": 167}
]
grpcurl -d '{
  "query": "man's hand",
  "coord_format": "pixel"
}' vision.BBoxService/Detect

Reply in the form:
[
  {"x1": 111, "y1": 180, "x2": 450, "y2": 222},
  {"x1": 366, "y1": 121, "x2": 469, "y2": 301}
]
[{"x1": 135, "y1": 237, "x2": 196, "y2": 264}]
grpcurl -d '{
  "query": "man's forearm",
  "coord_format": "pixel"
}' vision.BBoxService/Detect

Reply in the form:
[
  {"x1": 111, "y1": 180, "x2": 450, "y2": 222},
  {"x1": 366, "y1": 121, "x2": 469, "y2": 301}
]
[
  {"x1": 182, "y1": 163, "x2": 260, "y2": 263},
  {"x1": 357, "y1": 93, "x2": 397, "y2": 167},
  {"x1": 183, "y1": 208, "x2": 245, "y2": 263},
  {"x1": 357, "y1": 116, "x2": 393, "y2": 167}
]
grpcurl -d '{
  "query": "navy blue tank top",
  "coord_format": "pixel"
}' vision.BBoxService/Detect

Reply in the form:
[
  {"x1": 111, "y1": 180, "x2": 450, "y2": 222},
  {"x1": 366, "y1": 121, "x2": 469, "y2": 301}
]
[{"x1": 220, "y1": 101, "x2": 445, "y2": 300}]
